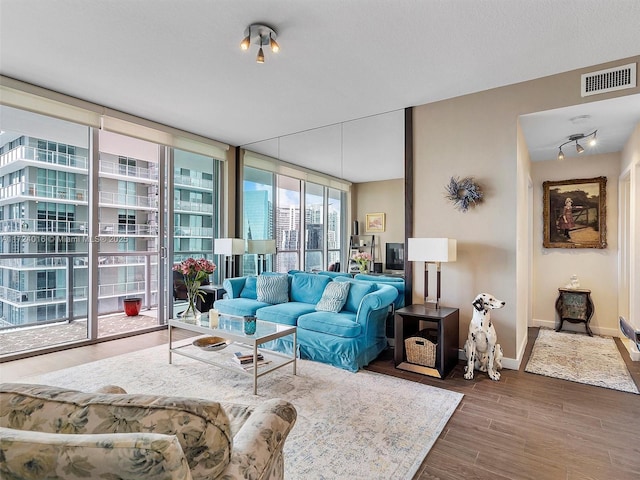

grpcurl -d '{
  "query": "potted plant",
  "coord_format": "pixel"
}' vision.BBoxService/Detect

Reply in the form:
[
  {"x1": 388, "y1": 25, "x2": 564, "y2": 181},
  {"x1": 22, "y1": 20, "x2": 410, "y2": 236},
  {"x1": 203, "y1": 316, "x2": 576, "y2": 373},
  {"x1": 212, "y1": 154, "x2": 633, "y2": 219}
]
[{"x1": 123, "y1": 297, "x2": 142, "y2": 316}]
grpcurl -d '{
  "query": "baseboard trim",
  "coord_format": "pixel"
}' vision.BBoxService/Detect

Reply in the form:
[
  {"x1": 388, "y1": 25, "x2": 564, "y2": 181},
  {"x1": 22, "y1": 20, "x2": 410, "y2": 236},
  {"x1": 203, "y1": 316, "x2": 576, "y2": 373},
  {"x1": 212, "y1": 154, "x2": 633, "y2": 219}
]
[
  {"x1": 622, "y1": 338, "x2": 640, "y2": 361},
  {"x1": 531, "y1": 318, "x2": 620, "y2": 338}
]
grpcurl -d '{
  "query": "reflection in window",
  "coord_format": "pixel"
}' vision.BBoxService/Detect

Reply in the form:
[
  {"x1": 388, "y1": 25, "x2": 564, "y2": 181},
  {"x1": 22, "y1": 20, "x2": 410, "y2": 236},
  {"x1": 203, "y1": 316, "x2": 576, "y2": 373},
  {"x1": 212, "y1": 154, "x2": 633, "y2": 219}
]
[{"x1": 242, "y1": 166, "x2": 345, "y2": 274}]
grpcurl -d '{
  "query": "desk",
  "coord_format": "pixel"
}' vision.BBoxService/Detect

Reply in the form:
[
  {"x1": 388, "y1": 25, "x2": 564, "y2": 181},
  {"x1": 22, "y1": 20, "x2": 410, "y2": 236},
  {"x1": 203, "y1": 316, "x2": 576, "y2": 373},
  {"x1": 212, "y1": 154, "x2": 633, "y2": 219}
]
[
  {"x1": 394, "y1": 305, "x2": 459, "y2": 379},
  {"x1": 555, "y1": 288, "x2": 594, "y2": 336}
]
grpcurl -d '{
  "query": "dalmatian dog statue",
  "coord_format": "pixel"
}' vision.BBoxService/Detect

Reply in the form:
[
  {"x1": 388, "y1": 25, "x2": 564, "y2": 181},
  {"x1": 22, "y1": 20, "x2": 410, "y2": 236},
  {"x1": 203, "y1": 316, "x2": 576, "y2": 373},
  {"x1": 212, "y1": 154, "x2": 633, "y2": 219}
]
[{"x1": 464, "y1": 293, "x2": 505, "y2": 381}]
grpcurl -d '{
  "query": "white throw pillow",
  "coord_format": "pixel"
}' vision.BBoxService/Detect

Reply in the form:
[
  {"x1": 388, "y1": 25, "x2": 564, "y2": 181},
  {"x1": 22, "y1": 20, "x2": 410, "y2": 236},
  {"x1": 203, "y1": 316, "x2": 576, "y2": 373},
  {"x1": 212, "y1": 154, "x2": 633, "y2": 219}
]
[
  {"x1": 256, "y1": 275, "x2": 289, "y2": 304},
  {"x1": 316, "y1": 282, "x2": 351, "y2": 313}
]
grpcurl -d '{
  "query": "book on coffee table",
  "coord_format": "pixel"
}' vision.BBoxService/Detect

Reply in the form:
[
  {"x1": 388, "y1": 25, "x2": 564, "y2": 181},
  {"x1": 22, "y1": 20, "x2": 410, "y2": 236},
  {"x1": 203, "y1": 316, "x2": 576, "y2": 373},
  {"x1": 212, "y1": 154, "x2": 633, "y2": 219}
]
[{"x1": 233, "y1": 351, "x2": 264, "y2": 365}]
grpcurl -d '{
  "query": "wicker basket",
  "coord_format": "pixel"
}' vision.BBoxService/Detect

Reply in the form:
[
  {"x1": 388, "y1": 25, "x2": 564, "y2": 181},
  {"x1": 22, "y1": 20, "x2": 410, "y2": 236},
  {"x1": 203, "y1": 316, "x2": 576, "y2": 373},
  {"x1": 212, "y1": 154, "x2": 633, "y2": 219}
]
[{"x1": 405, "y1": 330, "x2": 437, "y2": 367}]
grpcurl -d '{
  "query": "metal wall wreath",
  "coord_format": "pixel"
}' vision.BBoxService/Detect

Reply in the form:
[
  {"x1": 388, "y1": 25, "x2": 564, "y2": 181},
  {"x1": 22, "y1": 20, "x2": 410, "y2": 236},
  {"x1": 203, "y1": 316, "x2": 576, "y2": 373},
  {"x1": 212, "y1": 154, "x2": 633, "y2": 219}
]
[{"x1": 445, "y1": 176, "x2": 483, "y2": 212}]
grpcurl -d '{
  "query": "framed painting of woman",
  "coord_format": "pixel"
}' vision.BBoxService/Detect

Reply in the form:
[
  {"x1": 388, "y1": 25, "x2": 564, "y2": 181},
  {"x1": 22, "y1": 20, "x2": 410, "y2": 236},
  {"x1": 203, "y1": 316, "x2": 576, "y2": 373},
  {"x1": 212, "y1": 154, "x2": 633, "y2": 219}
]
[{"x1": 543, "y1": 176, "x2": 607, "y2": 248}]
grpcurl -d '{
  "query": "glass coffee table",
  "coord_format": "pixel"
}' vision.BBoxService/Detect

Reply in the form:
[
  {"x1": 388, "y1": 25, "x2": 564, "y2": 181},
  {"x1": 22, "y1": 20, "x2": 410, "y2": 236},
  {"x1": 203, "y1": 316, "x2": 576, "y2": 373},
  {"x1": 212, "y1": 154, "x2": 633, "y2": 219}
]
[{"x1": 168, "y1": 314, "x2": 297, "y2": 395}]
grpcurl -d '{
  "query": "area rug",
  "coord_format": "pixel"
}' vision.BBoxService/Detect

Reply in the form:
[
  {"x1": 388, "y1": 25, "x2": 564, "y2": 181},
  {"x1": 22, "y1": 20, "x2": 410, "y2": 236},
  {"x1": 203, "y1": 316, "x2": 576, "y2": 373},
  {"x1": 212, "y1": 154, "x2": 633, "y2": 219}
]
[
  {"x1": 525, "y1": 328, "x2": 639, "y2": 394},
  {"x1": 17, "y1": 344, "x2": 463, "y2": 479}
]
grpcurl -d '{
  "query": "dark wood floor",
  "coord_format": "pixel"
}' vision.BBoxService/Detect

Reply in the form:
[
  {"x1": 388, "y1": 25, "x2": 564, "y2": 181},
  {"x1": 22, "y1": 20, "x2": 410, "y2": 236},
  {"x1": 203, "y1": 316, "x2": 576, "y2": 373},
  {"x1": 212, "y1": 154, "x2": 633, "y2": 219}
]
[{"x1": 2, "y1": 327, "x2": 639, "y2": 480}]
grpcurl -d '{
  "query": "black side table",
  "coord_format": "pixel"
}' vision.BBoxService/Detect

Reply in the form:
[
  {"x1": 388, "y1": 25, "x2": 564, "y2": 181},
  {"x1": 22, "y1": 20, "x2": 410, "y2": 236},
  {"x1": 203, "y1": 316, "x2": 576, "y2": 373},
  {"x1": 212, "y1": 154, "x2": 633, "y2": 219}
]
[
  {"x1": 555, "y1": 288, "x2": 594, "y2": 336},
  {"x1": 394, "y1": 304, "x2": 459, "y2": 379}
]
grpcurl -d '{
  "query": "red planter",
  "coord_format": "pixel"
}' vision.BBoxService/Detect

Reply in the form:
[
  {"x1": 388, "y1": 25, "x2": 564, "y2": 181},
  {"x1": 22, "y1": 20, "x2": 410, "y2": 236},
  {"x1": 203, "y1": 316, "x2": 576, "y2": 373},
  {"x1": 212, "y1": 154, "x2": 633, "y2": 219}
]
[{"x1": 123, "y1": 298, "x2": 142, "y2": 316}]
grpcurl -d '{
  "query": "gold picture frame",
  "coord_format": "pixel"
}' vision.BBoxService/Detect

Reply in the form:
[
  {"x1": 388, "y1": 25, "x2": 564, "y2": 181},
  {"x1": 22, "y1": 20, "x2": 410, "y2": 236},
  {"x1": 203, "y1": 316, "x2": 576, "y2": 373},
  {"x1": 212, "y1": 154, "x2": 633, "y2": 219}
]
[
  {"x1": 365, "y1": 212, "x2": 385, "y2": 233},
  {"x1": 543, "y1": 176, "x2": 607, "y2": 249}
]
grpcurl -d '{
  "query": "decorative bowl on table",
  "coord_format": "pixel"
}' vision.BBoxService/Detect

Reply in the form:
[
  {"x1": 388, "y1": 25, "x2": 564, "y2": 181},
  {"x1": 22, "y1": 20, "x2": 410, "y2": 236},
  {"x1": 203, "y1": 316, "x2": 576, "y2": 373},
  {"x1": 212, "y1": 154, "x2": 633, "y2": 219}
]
[{"x1": 192, "y1": 336, "x2": 230, "y2": 351}]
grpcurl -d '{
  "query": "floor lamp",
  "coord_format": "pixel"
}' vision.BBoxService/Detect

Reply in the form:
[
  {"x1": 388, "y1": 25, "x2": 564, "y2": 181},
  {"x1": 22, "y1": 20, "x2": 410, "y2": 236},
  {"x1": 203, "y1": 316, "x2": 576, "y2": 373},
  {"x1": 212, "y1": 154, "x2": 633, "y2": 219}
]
[
  {"x1": 214, "y1": 238, "x2": 245, "y2": 283},
  {"x1": 407, "y1": 238, "x2": 457, "y2": 309},
  {"x1": 248, "y1": 239, "x2": 276, "y2": 274}
]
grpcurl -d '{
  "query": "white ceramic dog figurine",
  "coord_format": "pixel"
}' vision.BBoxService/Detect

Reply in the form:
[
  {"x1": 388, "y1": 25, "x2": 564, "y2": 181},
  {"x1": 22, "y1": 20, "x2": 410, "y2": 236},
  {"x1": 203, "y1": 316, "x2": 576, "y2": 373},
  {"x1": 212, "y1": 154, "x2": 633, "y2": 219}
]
[{"x1": 464, "y1": 293, "x2": 505, "y2": 381}]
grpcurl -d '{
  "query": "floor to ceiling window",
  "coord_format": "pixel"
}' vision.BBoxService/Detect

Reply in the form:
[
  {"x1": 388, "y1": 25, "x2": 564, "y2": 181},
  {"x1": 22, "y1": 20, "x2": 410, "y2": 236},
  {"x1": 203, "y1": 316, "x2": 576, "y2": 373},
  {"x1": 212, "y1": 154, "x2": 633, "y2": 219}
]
[
  {"x1": 0, "y1": 100, "x2": 227, "y2": 358},
  {"x1": 242, "y1": 167, "x2": 274, "y2": 275},
  {"x1": 171, "y1": 148, "x2": 221, "y2": 317},
  {"x1": 304, "y1": 182, "x2": 324, "y2": 271},
  {"x1": 0, "y1": 105, "x2": 90, "y2": 353},
  {"x1": 241, "y1": 158, "x2": 348, "y2": 274},
  {"x1": 97, "y1": 131, "x2": 160, "y2": 337}
]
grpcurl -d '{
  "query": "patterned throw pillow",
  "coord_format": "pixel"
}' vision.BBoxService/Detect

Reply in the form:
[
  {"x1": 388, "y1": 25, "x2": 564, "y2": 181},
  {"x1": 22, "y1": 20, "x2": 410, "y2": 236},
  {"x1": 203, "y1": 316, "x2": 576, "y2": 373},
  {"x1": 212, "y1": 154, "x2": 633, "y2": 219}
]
[
  {"x1": 316, "y1": 281, "x2": 351, "y2": 313},
  {"x1": 256, "y1": 274, "x2": 289, "y2": 304}
]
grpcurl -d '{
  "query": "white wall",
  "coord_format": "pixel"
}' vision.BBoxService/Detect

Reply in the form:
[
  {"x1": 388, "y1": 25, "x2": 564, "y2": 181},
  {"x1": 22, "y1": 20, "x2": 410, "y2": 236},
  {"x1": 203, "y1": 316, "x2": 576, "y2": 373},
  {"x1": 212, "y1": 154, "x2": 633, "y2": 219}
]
[{"x1": 531, "y1": 153, "x2": 620, "y2": 335}]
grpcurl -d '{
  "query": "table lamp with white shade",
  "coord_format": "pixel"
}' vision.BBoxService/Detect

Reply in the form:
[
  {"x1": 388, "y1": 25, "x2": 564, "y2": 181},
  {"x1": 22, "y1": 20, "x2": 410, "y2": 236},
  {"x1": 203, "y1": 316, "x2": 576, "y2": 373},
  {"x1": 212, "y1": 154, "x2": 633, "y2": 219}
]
[
  {"x1": 407, "y1": 238, "x2": 457, "y2": 309},
  {"x1": 248, "y1": 239, "x2": 277, "y2": 274},
  {"x1": 214, "y1": 238, "x2": 245, "y2": 282}
]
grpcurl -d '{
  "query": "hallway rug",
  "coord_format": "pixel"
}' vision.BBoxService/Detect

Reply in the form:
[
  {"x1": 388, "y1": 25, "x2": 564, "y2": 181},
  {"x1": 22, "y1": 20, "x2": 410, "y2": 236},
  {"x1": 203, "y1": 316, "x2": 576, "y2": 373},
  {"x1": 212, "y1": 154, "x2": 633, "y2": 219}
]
[
  {"x1": 525, "y1": 328, "x2": 639, "y2": 394},
  {"x1": 18, "y1": 344, "x2": 463, "y2": 479}
]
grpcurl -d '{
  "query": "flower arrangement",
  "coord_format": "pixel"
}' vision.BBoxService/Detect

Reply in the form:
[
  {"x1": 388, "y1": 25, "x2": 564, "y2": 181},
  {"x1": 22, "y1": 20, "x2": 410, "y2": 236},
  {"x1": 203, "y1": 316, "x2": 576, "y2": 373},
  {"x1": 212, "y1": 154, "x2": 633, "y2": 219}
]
[
  {"x1": 351, "y1": 251, "x2": 372, "y2": 273},
  {"x1": 173, "y1": 257, "x2": 216, "y2": 320},
  {"x1": 445, "y1": 176, "x2": 483, "y2": 212}
]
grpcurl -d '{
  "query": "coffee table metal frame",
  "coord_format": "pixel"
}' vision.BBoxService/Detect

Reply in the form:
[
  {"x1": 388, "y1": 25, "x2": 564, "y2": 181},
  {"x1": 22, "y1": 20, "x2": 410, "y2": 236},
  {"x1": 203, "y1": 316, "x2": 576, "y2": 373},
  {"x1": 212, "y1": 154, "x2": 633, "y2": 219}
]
[{"x1": 168, "y1": 315, "x2": 297, "y2": 395}]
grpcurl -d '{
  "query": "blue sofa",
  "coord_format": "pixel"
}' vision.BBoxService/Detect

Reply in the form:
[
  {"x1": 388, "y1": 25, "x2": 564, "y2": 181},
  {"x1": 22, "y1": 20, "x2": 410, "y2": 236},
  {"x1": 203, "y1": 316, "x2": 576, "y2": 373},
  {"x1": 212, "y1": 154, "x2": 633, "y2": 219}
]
[{"x1": 213, "y1": 272, "x2": 397, "y2": 372}]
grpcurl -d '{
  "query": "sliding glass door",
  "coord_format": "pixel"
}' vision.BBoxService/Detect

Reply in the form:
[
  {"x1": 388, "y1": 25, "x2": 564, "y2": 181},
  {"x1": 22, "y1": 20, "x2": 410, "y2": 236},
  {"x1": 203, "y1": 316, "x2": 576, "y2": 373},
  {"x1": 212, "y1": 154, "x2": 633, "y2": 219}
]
[{"x1": 169, "y1": 149, "x2": 221, "y2": 318}]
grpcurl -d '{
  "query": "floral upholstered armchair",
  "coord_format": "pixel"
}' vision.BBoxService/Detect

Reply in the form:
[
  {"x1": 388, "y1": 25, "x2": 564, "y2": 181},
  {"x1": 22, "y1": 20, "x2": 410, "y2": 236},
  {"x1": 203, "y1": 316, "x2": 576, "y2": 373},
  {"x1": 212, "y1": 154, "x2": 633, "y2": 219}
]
[{"x1": 0, "y1": 383, "x2": 297, "y2": 480}]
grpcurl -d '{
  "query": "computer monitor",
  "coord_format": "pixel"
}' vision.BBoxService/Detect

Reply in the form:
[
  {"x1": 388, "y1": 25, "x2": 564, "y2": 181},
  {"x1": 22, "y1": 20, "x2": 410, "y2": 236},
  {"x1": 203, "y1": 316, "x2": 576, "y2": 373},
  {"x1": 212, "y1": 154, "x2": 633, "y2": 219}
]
[{"x1": 385, "y1": 242, "x2": 405, "y2": 272}]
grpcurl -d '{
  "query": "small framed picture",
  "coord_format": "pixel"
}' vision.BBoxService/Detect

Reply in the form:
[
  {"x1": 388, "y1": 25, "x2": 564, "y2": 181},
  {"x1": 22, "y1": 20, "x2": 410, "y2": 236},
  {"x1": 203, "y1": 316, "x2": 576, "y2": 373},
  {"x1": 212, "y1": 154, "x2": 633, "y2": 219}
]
[
  {"x1": 365, "y1": 212, "x2": 385, "y2": 233},
  {"x1": 542, "y1": 176, "x2": 607, "y2": 249}
]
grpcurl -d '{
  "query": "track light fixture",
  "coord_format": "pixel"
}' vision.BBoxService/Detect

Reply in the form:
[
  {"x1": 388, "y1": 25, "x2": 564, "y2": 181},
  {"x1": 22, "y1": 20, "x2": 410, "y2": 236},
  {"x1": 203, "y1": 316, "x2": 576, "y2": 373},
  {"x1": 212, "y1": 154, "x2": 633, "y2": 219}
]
[
  {"x1": 556, "y1": 130, "x2": 597, "y2": 161},
  {"x1": 240, "y1": 23, "x2": 279, "y2": 63}
]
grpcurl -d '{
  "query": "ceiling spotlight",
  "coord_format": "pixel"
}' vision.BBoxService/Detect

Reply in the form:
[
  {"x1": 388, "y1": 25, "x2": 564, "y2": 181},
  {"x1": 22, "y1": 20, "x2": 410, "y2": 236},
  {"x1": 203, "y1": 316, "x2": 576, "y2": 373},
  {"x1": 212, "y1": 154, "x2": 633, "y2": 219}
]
[
  {"x1": 270, "y1": 33, "x2": 280, "y2": 53},
  {"x1": 556, "y1": 130, "x2": 597, "y2": 160},
  {"x1": 240, "y1": 28, "x2": 251, "y2": 50},
  {"x1": 240, "y1": 23, "x2": 279, "y2": 63}
]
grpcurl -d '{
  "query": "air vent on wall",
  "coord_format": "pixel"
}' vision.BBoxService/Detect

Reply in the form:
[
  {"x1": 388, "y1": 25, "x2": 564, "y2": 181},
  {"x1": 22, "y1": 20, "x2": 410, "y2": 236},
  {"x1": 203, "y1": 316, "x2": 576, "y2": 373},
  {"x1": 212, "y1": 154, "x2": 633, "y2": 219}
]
[{"x1": 581, "y1": 63, "x2": 636, "y2": 97}]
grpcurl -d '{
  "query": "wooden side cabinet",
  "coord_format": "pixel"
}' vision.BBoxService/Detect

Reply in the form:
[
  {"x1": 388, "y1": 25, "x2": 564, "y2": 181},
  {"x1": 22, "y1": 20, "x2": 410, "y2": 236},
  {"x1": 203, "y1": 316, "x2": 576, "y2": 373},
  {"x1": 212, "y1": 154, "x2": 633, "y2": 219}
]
[
  {"x1": 555, "y1": 288, "x2": 594, "y2": 336},
  {"x1": 394, "y1": 305, "x2": 459, "y2": 379}
]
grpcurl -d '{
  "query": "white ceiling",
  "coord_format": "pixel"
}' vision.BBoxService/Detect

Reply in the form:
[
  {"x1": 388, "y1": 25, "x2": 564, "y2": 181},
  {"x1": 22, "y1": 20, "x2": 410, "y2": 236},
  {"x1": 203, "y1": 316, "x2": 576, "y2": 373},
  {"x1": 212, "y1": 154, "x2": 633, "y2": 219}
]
[{"x1": 1, "y1": 0, "x2": 639, "y2": 181}]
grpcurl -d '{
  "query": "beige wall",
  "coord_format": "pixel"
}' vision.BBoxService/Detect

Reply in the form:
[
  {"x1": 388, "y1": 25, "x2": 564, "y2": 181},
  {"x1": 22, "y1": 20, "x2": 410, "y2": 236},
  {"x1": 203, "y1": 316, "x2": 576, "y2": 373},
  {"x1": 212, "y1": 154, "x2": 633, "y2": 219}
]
[
  {"x1": 620, "y1": 123, "x2": 640, "y2": 338},
  {"x1": 354, "y1": 178, "x2": 404, "y2": 268},
  {"x1": 531, "y1": 153, "x2": 620, "y2": 335},
  {"x1": 412, "y1": 55, "x2": 640, "y2": 362}
]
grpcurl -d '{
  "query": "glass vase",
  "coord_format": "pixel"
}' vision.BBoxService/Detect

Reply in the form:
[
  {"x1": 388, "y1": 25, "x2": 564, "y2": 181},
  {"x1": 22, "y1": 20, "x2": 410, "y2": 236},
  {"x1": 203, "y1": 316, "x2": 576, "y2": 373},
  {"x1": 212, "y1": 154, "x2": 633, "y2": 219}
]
[{"x1": 182, "y1": 280, "x2": 201, "y2": 324}]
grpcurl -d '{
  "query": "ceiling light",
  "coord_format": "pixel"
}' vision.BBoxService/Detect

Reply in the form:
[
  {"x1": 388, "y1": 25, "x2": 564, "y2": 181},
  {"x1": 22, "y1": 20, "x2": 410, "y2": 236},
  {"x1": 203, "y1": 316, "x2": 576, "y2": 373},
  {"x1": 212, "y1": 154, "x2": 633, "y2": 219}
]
[
  {"x1": 269, "y1": 33, "x2": 280, "y2": 53},
  {"x1": 240, "y1": 27, "x2": 251, "y2": 50},
  {"x1": 240, "y1": 23, "x2": 279, "y2": 63},
  {"x1": 556, "y1": 130, "x2": 597, "y2": 161}
]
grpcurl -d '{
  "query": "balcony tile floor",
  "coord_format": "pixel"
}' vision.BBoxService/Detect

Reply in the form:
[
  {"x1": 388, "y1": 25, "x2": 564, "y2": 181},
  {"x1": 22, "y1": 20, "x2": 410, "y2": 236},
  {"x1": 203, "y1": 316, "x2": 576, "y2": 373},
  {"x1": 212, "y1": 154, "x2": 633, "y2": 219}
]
[{"x1": 0, "y1": 313, "x2": 160, "y2": 356}]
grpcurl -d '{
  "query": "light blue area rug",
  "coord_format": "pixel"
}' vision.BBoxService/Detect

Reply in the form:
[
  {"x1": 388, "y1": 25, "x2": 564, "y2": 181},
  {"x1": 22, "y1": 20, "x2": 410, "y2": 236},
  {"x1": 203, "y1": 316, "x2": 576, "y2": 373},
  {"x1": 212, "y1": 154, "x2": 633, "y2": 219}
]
[
  {"x1": 18, "y1": 343, "x2": 463, "y2": 479},
  {"x1": 525, "y1": 328, "x2": 639, "y2": 394}
]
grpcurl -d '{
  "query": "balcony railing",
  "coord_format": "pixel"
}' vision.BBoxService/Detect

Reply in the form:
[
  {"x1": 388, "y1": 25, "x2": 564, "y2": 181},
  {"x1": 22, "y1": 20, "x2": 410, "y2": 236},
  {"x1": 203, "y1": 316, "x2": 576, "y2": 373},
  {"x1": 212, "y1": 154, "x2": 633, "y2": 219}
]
[
  {"x1": 0, "y1": 252, "x2": 161, "y2": 331},
  {"x1": 0, "y1": 285, "x2": 87, "y2": 304},
  {"x1": 0, "y1": 218, "x2": 87, "y2": 235},
  {"x1": 174, "y1": 200, "x2": 213, "y2": 213},
  {"x1": 99, "y1": 160, "x2": 158, "y2": 181},
  {"x1": 174, "y1": 226, "x2": 214, "y2": 237},
  {"x1": 99, "y1": 223, "x2": 158, "y2": 236},
  {"x1": 0, "y1": 145, "x2": 88, "y2": 170},
  {"x1": 0, "y1": 182, "x2": 87, "y2": 202},
  {"x1": 174, "y1": 174, "x2": 214, "y2": 190},
  {"x1": 99, "y1": 191, "x2": 158, "y2": 208}
]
